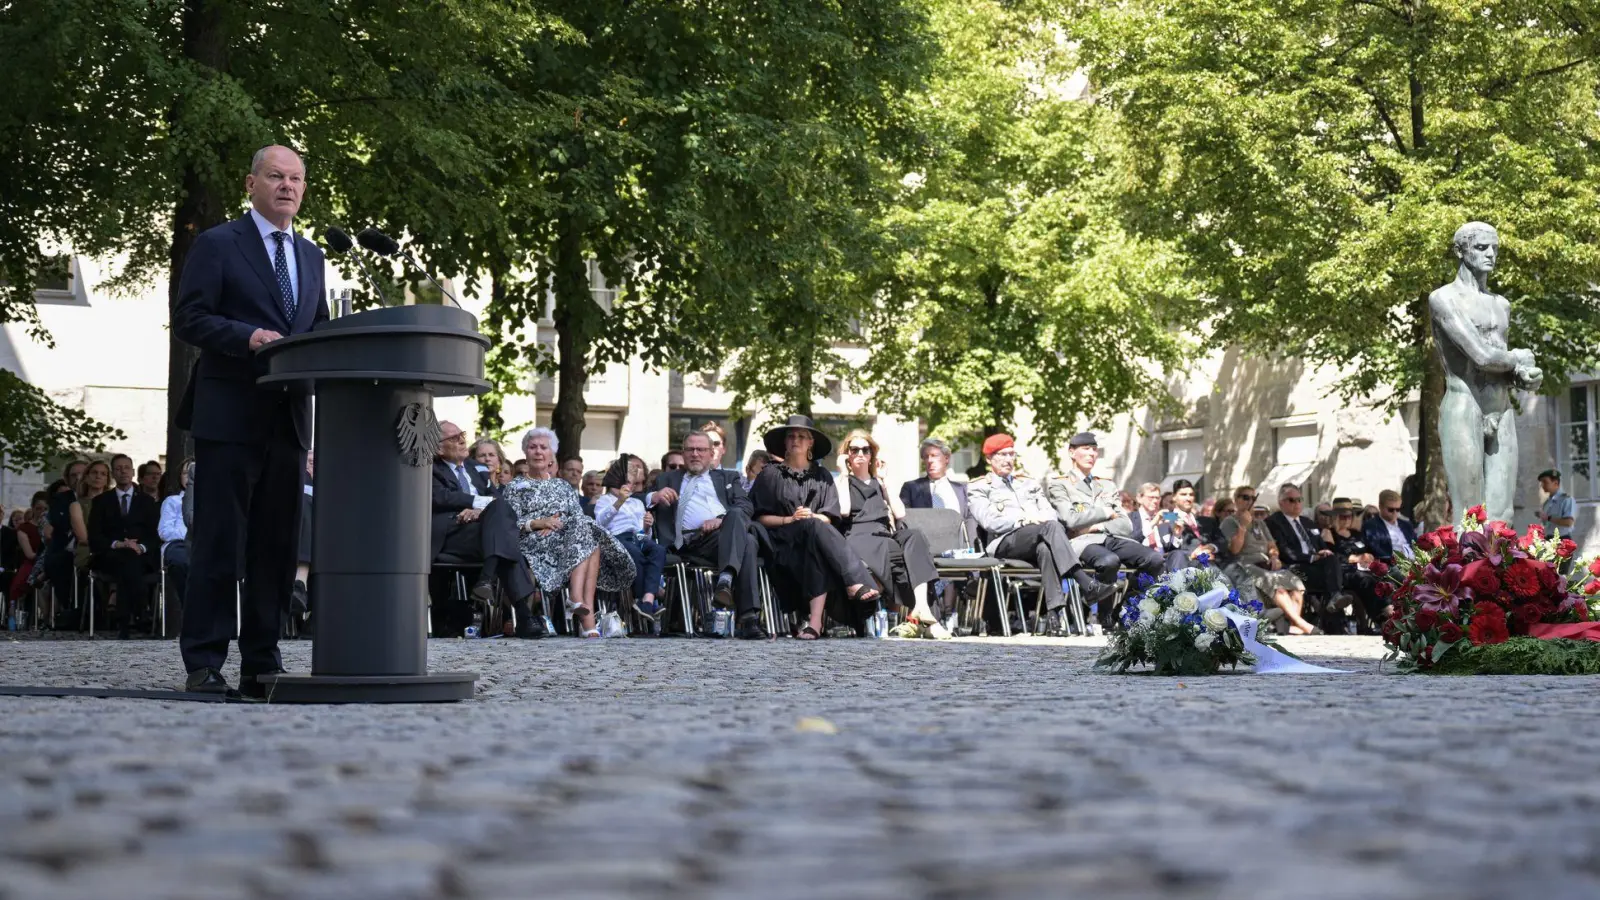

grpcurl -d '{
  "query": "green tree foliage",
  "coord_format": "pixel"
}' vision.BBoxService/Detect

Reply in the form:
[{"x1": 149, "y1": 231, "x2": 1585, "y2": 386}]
[
  {"x1": 0, "y1": 0, "x2": 559, "y2": 467},
  {"x1": 1071, "y1": 0, "x2": 1600, "y2": 519},
  {"x1": 0, "y1": 372, "x2": 125, "y2": 474},
  {"x1": 860, "y1": 0, "x2": 1200, "y2": 455}
]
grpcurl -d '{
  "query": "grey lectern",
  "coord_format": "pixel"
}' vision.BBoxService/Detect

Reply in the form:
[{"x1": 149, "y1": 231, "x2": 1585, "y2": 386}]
[{"x1": 253, "y1": 305, "x2": 489, "y2": 703}]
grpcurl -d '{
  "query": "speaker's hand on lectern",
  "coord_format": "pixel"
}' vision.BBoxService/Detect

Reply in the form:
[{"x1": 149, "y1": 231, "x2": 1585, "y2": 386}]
[{"x1": 249, "y1": 328, "x2": 283, "y2": 350}]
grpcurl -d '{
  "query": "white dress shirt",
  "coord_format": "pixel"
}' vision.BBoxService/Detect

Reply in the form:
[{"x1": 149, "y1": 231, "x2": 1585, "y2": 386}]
[
  {"x1": 449, "y1": 461, "x2": 494, "y2": 510},
  {"x1": 249, "y1": 207, "x2": 299, "y2": 308},
  {"x1": 159, "y1": 493, "x2": 186, "y2": 543},
  {"x1": 1384, "y1": 519, "x2": 1409, "y2": 555},
  {"x1": 929, "y1": 475, "x2": 960, "y2": 511},
  {"x1": 593, "y1": 494, "x2": 646, "y2": 536},
  {"x1": 677, "y1": 471, "x2": 727, "y2": 532}
]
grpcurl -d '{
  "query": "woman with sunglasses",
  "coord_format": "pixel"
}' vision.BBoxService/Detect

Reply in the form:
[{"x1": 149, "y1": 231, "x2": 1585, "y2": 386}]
[
  {"x1": 749, "y1": 415, "x2": 880, "y2": 640},
  {"x1": 1322, "y1": 499, "x2": 1385, "y2": 628},
  {"x1": 834, "y1": 429, "x2": 949, "y2": 639}
]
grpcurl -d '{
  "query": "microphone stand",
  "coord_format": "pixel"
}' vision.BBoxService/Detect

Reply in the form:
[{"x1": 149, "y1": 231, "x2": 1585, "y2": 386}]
[
  {"x1": 399, "y1": 251, "x2": 461, "y2": 308},
  {"x1": 350, "y1": 251, "x2": 393, "y2": 307}
]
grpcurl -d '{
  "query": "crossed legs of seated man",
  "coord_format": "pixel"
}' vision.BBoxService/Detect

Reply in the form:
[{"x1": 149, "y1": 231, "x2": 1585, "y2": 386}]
[
  {"x1": 1078, "y1": 535, "x2": 1164, "y2": 629},
  {"x1": 442, "y1": 498, "x2": 538, "y2": 636},
  {"x1": 94, "y1": 547, "x2": 153, "y2": 639},
  {"x1": 680, "y1": 507, "x2": 765, "y2": 639},
  {"x1": 993, "y1": 521, "x2": 1114, "y2": 631}
]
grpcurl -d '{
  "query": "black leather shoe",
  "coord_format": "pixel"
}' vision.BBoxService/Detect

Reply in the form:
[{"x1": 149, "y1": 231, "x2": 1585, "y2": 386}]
[
  {"x1": 238, "y1": 669, "x2": 286, "y2": 700},
  {"x1": 735, "y1": 612, "x2": 768, "y2": 640},
  {"x1": 713, "y1": 572, "x2": 734, "y2": 609},
  {"x1": 472, "y1": 578, "x2": 498, "y2": 602},
  {"x1": 185, "y1": 668, "x2": 231, "y2": 694}
]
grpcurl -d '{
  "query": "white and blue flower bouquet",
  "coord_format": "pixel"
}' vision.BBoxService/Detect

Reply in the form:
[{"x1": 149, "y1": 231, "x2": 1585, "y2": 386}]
[{"x1": 1095, "y1": 561, "x2": 1327, "y2": 675}]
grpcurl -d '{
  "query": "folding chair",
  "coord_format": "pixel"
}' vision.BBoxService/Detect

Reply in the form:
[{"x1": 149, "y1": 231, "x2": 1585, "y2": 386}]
[
  {"x1": 431, "y1": 552, "x2": 508, "y2": 637},
  {"x1": 899, "y1": 507, "x2": 1006, "y2": 636}
]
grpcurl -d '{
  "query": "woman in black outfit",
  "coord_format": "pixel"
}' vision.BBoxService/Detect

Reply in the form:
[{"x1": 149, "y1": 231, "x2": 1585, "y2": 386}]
[
  {"x1": 834, "y1": 428, "x2": 947, "y2": 638},
  {"x1": 1321, "y1": 499, "x2": 1385, "y2": 629},
  {"x1": 750, "y1": 415, "x2": 879, "y2": 640}
]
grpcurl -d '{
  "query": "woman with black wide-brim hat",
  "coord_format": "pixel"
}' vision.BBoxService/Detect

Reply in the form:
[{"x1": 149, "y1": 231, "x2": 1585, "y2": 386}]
[{"x1": 749, "y1": 415, "x2": 880, "y2": 639}]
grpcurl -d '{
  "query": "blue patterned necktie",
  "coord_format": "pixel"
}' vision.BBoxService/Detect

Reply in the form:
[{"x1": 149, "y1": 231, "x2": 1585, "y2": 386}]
[
  {"x1": 457, "y1": 464, "x2": 472, "y2": 494},
  {"x1": 272, "y1": 231, "x2": 297, "y2": 320}
]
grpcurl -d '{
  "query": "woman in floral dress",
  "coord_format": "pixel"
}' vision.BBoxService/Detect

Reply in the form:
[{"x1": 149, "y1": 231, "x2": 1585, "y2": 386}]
[{"x1": 502, "y1": 428, "x2": 633, "y2": 638}]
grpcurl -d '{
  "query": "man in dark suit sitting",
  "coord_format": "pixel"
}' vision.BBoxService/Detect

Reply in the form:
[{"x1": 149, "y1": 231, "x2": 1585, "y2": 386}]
[
  {"x1": 431, "y1": 421, "x2": 538, "y2": 637},
  {"x1": 899, "y1": 437, "x2": 978, "y2": 542},
  {"x1": 1265, "y1": 482, "x2": 1342, "y2": 608},
  {"x1": 1127, "y1": 481, "x2": 1212, "y2": 572},
  {"x1": 1363, "y1": 488, "x2": 1418, "y2": 563},
  {"x1": 172, "y1": 145, "x2": 328, "y2": 697},
  {"x1": 90, "y1": 454, "x2": 162, "y2": 640},
  {"x1": 647, "y1": 431, "x2": 765, "y2": 639}
]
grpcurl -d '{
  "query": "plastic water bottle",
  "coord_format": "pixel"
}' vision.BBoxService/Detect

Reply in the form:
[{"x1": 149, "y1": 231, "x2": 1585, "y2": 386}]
[{"x1": 464, "y1": 611, "x2": 483, "y2": 639}]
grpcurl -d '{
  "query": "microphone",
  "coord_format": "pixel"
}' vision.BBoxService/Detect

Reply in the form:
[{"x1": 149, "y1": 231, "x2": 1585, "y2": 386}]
[
  {"x1": 325, "y1": 226, "x2": 391, "y2": 307},
  {"x1": 357, "y1": 227, "x2": 460, "y2": 307}
]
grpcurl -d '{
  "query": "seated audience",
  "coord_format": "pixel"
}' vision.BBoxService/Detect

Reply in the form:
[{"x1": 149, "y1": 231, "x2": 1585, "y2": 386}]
[
  {"x1": 742, "y1": 450, "x2": 771, "y2": 493},
  {"x1": 2, "y1": 509, "x2": 21, "y2": 577},
  {"x1": 580, "y1": 470, "x2": 604, "y2": 517},
  {"x1": 1323, "y1": 498, "x2": 1385, "y2": 627},
  {"x1": 648, "y1": 431, "x2": 766, "y2": 639},
  {"x1": 138, "y1": 460, "x2": 163, "y2": 501},
  {"x1": 558, "y1": 456, "x2": 585, "y2": 491},
  {"x1": 750, "y1": 415, "x2": 879, "y2": 641},
  {"x1": 41, "y1": 467, "x2": 87, "y2": 627},
  {"x1": 1198, "y1": 495, "x2": 1230, "y2": 548},
  {"x1": 700, "y1": 421, "x2": 736, "y2": 473},
  {"x1": 1046, "y1": 432, "x2": 1164, "y2": 600},
  {"x1": 1220, "y1": 485, "x2": 1318, "y2": 635},
  {"x1": 504, "y1": 428, "x2": 634, "y2": 638},
  {"x1": 900, "y1": 437, "x2": 979, "y2": 542},
  {"x1": 969, "y1": 433, "x2": 1110, "y2": 628},
  {"x1": 7, "y1": 493, "x2": 47, "y2": 603},
  {"x1": 159, "y1": 460, "x2": 194, "y2": 629},
  {"x1": 431, "y1": 421, "x2": 539, "y2": 637},
  {"x1": 1265, "y1": 482, "x2": 1342, "y2": 603},
  {"x1": 835, "y1": 429, "x2": 947, "y2": 638},
  {"x1": 593, "y1": 454, "x2": 667, "y2": 621},
  {"x1": 512, "y1": 459, "x2": 531, "y2": 478},
  {"x1": 72, "y1": 460, "x2": 111, "y2": 574},
  {"x1": 661, "y1": 450, "x2": 685, "y2": 473},
  {"x1": 1128, "y1": 480, "x2": 1212, "y2": 572},
  {"x1": 90, "y1": 454, "x2": 161, "y2": 639},
  {"x1": 469, "y1": 438, "x2": 510, "y2": 490},
  {"x1": 1362, "y1": 489, "x2": 1417, "y2": 563}
]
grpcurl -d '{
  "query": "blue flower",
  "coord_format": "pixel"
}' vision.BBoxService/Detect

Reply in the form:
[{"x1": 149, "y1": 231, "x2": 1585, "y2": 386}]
[
  {"x1": 1193, "y1": 552, "x2": 1212, "y2": 567},
  {"x1": 1135, "y1": 573, "x2": 1155, "y2": 589}
]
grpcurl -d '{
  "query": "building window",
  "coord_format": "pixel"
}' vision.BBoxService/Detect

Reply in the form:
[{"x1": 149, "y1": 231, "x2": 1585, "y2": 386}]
[
  {"x1": 1273, "y1": 423, "x2": 1319, "y2": 467},
  {"x1": 1558, "y1": 383, "x2": 1596, "y2": 501},
  {"x1": 2, "y1": 254, "x2": 81, "y2": 305},
  {"x1": 1163, "y1": 435, "x2": 1205, "y2": 496},
  {"x1": 669, "y1": 414, "x2": 741, "y2": 467}
]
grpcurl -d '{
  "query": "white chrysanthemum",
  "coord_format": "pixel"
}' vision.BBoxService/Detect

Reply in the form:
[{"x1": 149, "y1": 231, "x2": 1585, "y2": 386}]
[
  {"x1": 1174, "y1": 592, "x2": 1199, "y2": 613},
  {"x1": 1162, "y1": 607, "x2": 1183, "y2": 625},
  {"x1": 1194, "y1": 632, "x2": 1216, "y2": 651},
  {"x1": 1203, "y1": 608, "x2": 1228, "y2": 632},
  {"x1": 1138, "y1": 597, "x2": 1161, "y2": 617}
]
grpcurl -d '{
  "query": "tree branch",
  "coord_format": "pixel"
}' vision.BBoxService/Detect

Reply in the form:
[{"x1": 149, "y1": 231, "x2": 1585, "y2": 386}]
[{"x1": 1352, "y1": 75, "x2": 1408, "y2": 154}]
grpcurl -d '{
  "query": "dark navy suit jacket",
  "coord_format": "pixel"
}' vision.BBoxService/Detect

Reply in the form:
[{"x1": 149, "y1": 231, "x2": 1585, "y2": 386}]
[
  {"x1": 172, "y1": 213, "x2": 328, "y2": 449},
  {"x1": 1363, "y1": 515, "x2": 1417, "y2": 562},
  {"x1": 900, "y1": 475, "x2": 978, "y2": 544}
]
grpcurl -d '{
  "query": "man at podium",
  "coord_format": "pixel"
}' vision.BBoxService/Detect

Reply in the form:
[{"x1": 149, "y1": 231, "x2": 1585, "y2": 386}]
[{"x1": 171, "y1": 145, "x2": 329, "y2": 697}]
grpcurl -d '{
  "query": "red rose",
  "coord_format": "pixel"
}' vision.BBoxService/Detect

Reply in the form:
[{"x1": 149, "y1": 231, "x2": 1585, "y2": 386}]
[
  {"x1": 1585, "y1": 581, "x2": 1600, "y2": 596},
  {"x1": 1510, "y1": 603, "x2": 1544, "y2": 634},
  {"x1": 1469, "y1": 604, "x2": 1509, "y2": 645},
  {"x1": 1436, "y1": 525, "x2": 1456, "y2": 539},
  {"x1": 1466, "y1": 504, "x2": 1487, "y2": 522},
  {"x1": 1370, "y1": 560, "x2": 1390, "y2": 577},
  {"x1": 1486, "y1": 520, "x2": 1508, "y2": 532},
  {"x1": 1494, "y1": 524, "x2": 1517, "y2": 541},
  {"x1": 1414, "y1": 608, "x2": 1440, "y2": 631},
  {"x1": 1589, "y1": 558, "x2": 1600, "y2": 578},
  {"x1": 1557, "y1": 539, "x2": 1577, "y2": 559},
  {"x1": 1381, "y1": 618, "x2": 1401, "y2": 643},
  {"x1": 1417, "y1": 534, "x2": 1439, "y2": 551},
  {"x1": 1439, "y1": 621, "x2": 1464, "y2": 642}
]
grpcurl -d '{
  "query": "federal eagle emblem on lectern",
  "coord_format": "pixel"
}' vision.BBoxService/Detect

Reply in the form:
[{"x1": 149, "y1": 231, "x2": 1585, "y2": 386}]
[{"x1": 395, "y1": 402, "x2": 442, "y2": 467}]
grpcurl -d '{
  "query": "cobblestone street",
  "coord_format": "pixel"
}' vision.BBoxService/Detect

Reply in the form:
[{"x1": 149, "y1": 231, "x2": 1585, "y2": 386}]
[{"x1": 2, "y1": 635, "x2": 1597, "y2": 900}]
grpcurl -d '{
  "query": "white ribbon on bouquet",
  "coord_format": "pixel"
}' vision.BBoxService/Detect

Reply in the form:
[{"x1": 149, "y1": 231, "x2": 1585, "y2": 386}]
[{"x1": 1194, "y1": 587, "x2": 1349, "y2": 675}]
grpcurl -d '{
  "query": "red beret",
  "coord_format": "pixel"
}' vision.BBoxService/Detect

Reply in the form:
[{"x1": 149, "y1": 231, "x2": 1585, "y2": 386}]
[{"x1": 981, "y1": 433, "x2": 1014, "y2": 457}]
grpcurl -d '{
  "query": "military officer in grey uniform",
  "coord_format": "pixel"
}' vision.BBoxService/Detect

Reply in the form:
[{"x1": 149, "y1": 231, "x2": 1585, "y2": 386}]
[{"x1": 1045, "y1": 433, "x2": 1165, "y2": 601}]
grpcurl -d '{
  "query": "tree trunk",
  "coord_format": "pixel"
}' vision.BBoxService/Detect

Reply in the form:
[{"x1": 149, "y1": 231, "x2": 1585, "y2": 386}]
[
  {"x1": 982, "y1": 279, "x2": 1008, "y2": 435},
  {"x1": 476, "y1": 261, "x2": 508, "y2": 437},
  {"x1": 549, "y1": 214, "x2": 591, "y2": 460},
  {"x1": 164, "y1": 0, "x2": 230, "y2": 472},
  {"x1": 1413, "y1": 297, "x2": 1450, "y2": 529},
  {"x1": 795, "y1": 331, "x2": 814, "y2": 418}
]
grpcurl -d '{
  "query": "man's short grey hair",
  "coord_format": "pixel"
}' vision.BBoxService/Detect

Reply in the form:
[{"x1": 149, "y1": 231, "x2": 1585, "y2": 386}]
[
  {"x1": 521, "y1": 426, "x2": 558, "y2": 454},
  {"x1": 1138, "y1": 482, "x2": 1161, "y2": 495},
  {"x1": 919, "y1": 437, "x2": 951, "y2": 457},
  {"x1": 1277, "y1": 482, "x2": 1300, "y2": 500},
  {"x1": 1452, "y1": 221, "x2": 1497, "y2": 255}
]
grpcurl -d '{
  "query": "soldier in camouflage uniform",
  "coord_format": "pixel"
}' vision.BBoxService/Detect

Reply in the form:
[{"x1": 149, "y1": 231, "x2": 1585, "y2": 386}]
[{"x1": 1045, "y1": 433, "x2": 1164, "y2": 614}]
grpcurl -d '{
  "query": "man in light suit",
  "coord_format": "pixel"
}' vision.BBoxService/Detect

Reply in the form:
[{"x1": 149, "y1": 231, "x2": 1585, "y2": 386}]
[
  {"x1": 647, "y1": 431, "x2": 765, "y2": 639},
  {"x1": 172, "y1": 145, "x2": 329, "y2": 697},
  {"x1": 431, "y1": 421, "x2": 538, "y2": 637},
  {"x1": 1045, "y1": 433, "x2": 1164, "y2": 592},
  {"x1": 899, "y1": 437, "x2": 978, "y2": 543}
]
